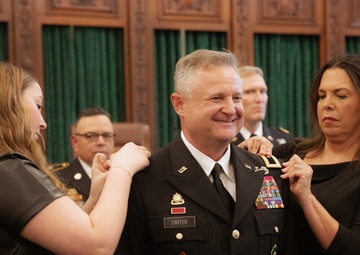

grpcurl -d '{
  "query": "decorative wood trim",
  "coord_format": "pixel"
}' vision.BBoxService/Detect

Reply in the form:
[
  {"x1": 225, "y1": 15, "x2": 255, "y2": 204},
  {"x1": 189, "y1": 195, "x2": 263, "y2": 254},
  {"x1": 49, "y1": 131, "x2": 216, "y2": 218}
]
[
  {"x1": 257, "y1": 0, "x2": 315, "y2": 25},
  {"x1": 0, "y1": 0, "x2": 11, "y2": 21},
  {"x1": 0, "y1": 0, "x2": 13, "y2": 62},
  {"x1": 45, "y1": 0, "x2": 119, "y2": 18},
  {"x1": 153, "y1": 0, "x2": 230, "y2": 31},
  {"x1": 325, "y1": 0, "x2": 345, "y2": 60},
  {"x1": 13, "y1": 0, "x2": 35, "y2": 73},
  {"x1": 159, "y1": 0, "x2": 221, "y2": 22},
  {"x1": 232, "y1": 0, "x2": 254, "y2": 65},
  {"x1": 128, "y1": 0, "x2": 156, "y2": 148},
  {"x1": 348, "y1": 0, "x2": 360, "y2": 27},
  {"x1": 344, "y1": 0, "x2": 360, "y2": 36}
]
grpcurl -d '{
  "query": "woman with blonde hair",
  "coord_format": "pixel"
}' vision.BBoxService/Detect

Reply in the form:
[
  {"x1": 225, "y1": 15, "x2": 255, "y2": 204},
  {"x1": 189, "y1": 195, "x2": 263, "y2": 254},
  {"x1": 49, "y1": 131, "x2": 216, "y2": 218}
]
[{"x1": 0, "y1": 62, "x2": 151, "y2": 254}]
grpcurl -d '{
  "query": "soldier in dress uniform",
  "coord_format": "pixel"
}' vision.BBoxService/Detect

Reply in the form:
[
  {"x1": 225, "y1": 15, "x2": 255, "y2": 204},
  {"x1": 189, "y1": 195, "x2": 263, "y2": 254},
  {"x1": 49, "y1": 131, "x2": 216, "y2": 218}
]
[
  {"x1": 232, "y1": 66, "x2": 292, "y2": 146},
  {"x1": 115, "y1": 50, "x2": 288, "y2": 255},
  {"x1": 57, "y1": 107, "x2": 115, "y2": 205}
]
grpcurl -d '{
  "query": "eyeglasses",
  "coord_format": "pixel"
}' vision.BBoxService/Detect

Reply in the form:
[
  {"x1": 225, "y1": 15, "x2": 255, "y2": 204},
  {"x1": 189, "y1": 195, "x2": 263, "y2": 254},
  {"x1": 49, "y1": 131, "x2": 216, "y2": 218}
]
[{"x1": 75, "y1": 132, "x2": 116, "y2": 142}]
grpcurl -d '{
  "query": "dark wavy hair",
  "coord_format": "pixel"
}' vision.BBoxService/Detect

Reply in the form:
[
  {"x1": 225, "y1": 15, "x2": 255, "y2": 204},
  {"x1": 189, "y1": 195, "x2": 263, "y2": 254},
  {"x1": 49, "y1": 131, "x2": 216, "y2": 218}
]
[{"x1": 296, "y1": 54, "x2": 360, "y2": 163}]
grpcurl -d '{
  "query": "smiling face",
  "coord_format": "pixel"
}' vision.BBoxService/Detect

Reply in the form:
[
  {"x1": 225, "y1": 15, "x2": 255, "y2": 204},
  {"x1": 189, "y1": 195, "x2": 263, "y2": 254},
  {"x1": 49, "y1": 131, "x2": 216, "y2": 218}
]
[
  {"x1": 21, "y1": 82, "x2": 47, "y2": 139},
  {"x1": 317, "y1": 68, "x2": 360, "y2": 142},
  {"x1": 172, "y1": 65, "x2": 244, "y2": 155}
]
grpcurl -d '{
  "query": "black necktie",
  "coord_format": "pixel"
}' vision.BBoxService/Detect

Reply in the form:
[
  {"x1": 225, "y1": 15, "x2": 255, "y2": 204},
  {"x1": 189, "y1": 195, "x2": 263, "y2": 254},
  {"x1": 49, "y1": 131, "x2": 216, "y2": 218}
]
[
  {"x1": 211, "y1": 163, "x2": 235, "y2": 216},
  {"x1": 250, "y1": 133, "x2": 257, "y2": 138}
]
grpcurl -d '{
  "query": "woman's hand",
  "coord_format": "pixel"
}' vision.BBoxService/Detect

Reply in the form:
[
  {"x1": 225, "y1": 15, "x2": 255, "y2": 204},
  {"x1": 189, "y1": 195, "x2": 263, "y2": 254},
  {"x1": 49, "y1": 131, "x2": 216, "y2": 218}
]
[
  {"x1": 238, "y1": 136, "x2": 273, "y2": 156},
  {"x1": 281, "y1": 154, "x2": 313, "y2": 203},
  {"x1": 110, "y1": 142, "x2": 151, "y2": 178},
  {"x1": 89, "y1": 153, "x2": 111, "y2": 200}
]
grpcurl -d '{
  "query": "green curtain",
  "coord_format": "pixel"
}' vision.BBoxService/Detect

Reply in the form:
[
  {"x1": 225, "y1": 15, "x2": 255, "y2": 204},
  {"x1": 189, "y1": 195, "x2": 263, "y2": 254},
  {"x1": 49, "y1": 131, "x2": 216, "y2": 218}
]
[
  {"x1": 346, "y1": 37, "x2": 360, "y2": 53},
  {"x1": 154, "y1": 30, "x2": 227, "y2": 147},
  {"x1": 43, "y1": 26, "x2": 125, "y2": 163},
  {"x1": 0, "y1": 22, "x2": 8, "y2": 61},
  {"x1": 254, "y1": 34, "x2": 319, "y2": 138}
]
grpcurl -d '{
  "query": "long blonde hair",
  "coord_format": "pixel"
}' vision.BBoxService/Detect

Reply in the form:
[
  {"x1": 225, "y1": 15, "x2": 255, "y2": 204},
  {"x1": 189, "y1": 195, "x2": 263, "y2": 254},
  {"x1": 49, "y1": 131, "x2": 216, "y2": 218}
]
[{"x1": 0, "y1": 62, "x2": 65, "y2": 191}]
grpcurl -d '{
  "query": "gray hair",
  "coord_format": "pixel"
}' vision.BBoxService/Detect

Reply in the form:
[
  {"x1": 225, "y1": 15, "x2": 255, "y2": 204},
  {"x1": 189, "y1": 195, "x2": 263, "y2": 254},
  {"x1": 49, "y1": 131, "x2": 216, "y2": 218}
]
[{"x1": 174, "y1": 49, "x2": 240, "y2": 98}]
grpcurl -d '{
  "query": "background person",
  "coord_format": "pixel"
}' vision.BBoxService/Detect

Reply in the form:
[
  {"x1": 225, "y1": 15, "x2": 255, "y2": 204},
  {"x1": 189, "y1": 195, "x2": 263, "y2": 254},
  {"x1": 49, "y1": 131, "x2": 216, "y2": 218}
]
[
  {"x1": 116, "y1": 49, "x2": 288, "y2": 255},
  {"x1": 0, "y1": 62, "x2": 150, "y2": 254},
  {"x1": 232, "y1": 65, "x2": 292, "y2": 146},
  {"x1": 272, "y1": 54, "x2": 360, "y2": 254},
  {"x1": 57, "y1": 107, "x2": 115, "y2": 205}
]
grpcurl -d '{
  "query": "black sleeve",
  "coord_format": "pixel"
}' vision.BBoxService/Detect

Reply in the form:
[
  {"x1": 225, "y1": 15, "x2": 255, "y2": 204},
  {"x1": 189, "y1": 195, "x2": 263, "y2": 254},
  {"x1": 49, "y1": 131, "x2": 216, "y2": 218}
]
[
  {"x1": 272, "y1": 142, "x2": 297, "y2": 162},
  {"x1": 0, "y1": 153, "x2": 64, "y2": 235}
]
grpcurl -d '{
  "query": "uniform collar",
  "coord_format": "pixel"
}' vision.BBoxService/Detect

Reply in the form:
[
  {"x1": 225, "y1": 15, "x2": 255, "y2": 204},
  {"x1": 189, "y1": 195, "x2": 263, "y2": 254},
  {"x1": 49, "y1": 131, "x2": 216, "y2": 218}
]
[
  {"x1": 78, "y1": 157, "x2": 91, "y2": 178},
  {"x1": 240, "y1": 122, "x2": 263, "y2": 139},
  {"x1": 180, "y1": 131, "x2": 234, "y2": 183}
]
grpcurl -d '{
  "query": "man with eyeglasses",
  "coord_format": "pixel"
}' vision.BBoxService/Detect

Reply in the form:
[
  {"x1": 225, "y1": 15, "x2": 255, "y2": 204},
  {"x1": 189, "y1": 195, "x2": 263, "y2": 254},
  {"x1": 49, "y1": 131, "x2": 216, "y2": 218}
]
[{"x1": 57, "y1": 107, "x2": 116, "y2": 206}]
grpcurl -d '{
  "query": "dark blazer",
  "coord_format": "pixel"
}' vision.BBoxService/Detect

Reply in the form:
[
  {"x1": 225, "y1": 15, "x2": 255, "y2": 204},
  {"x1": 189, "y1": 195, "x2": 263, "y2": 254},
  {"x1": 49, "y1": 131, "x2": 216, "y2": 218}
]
[
  {"x1": 57, "y1": 158, "x2": 91, "y2": 202},
  {"x1": 116, "y1": 134, "x2": 288, "y2": 255},
  {"x1": 232, "y1": 124, "x2": 292, "y2": 146}
]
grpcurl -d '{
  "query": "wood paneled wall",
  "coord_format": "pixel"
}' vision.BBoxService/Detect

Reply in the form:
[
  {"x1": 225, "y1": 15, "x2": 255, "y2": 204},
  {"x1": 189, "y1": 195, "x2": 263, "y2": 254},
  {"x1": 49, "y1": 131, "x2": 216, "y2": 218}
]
[{"x1": 2, "y1": 0, "x2": 360, "y2": 149}]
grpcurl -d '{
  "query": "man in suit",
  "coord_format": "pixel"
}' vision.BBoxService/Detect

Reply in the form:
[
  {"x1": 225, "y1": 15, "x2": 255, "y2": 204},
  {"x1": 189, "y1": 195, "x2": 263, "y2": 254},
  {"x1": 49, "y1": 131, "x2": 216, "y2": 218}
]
[
  {"x1": 115, "y1": 50, "x2": 288, "y2": 255},
  {"x1": 57, "y1": 107, "x2": 115, "y2": 205},
  {"x1": 232, "y1": 66, "x2": 292, "y2": 146}
]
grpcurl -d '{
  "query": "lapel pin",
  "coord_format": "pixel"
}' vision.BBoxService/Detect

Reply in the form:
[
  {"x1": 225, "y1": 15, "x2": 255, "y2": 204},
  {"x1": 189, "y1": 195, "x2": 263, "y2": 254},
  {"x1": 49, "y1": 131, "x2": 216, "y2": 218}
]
[
  {"x1": 178, "y1": 166, "x2": 187, "y2": 173},
  {"x1": 245, "y1": 163, "x2": 252, "y2": 170}
]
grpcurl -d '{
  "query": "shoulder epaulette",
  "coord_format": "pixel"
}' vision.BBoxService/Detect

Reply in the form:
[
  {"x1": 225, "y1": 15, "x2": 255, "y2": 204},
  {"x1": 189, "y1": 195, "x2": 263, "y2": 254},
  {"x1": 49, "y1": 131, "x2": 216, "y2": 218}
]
[
  {"x1": 278, "y1": 127, "x2": 290, "y2": 134},
  {"x1": 259, "y1": 155, "x2": 282, "y2": 168},
  {"x1": 48, "y1": 162, "x2": 70, "y2": 172}
]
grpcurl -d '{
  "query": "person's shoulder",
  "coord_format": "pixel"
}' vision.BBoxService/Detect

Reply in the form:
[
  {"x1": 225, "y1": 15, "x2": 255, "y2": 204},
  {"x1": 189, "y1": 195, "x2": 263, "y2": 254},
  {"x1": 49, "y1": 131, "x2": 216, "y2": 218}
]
[
  {"x1": 0, "y1": 152, "x2": 37, "y2": 170},
  {"x1": 0, "y1": 152, "x2": 30, "y2": 162},
  {"x1": 277, "y1": 126, "x2": 290, "y2": 135},
  {"x1": 55, "y1": 158, "x2": 80, "y2": 174},
  {"x1": 263, "y1": 124, "x2": 292, "y2": 145}
]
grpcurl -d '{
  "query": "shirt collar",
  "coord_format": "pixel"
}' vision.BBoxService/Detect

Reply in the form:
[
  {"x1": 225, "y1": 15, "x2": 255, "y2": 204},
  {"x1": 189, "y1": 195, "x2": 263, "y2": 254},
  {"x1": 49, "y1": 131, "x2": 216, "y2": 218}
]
[
  {"x1": 180, "y1": 131, "x2": 234, "y2": 182},
  {"x1": 240, "y1": 122, "x2": 263, "y2": 140},
  {"x1": 78, "y1": 157, "x2": 91, "y2": 178}
]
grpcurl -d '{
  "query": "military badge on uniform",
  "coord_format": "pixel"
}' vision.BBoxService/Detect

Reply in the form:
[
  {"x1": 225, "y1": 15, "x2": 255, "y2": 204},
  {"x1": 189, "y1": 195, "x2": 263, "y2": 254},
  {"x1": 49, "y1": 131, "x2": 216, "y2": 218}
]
[
  {"x1": 254, "y1": 166, "x2": 269, "y2": 174},
  {"x1": 67, "y1": 188, "x2": 84, "y2": 206},
  {"x1": 178, "y1": 166, "x2": 187, "y2": 173},
  {"x1": 255, "y1": 176, "x2": 284, "y2": 209},
  {"x1": 171, "y1": 192, "x2": 185, "y2": 205},
  {"x1": 171, "y1": 193, "x2": 186, "y2": 214},
  {"x1": 245, "y1": 163, "x2": 252, "y2": 170}
]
